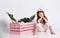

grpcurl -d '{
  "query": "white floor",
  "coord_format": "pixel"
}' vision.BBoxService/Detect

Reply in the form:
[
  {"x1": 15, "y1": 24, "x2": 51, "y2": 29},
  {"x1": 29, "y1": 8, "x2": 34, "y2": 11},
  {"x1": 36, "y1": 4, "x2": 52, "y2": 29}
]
[{"x1": 0, "y1": 28, "x2": 60, "y2": 38}]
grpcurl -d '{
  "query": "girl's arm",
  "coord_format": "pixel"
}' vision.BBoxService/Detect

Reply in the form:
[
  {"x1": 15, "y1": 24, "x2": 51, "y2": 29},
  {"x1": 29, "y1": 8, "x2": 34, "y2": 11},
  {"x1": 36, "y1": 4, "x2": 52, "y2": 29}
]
[
  {"x1": 42, "y1": 17, "x2": 48, "y2": 23},
  {"x1": 37, "y1": 17, "x2": 42, "y2": 23}
]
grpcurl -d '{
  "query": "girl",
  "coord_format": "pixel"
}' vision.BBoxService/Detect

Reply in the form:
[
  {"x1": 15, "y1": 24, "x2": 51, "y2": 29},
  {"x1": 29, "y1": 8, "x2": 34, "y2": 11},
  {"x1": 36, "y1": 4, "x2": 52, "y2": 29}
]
[{"x1": 34, "y1": 9, "x2": 55, "y2": 35}]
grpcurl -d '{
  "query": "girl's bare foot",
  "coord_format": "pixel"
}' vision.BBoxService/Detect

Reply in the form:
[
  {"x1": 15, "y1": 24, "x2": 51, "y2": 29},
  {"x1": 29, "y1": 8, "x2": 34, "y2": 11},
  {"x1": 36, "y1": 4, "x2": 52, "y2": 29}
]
[{"x1": 50, "y1": 32, "x2": 56, "y2": 35}]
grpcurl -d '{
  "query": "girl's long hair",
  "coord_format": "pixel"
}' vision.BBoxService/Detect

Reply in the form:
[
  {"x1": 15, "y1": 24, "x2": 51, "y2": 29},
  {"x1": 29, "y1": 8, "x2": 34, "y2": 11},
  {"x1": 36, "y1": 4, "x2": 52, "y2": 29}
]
[{"x1": 37, "y1": 11, "x2": 48, "y2": 24}]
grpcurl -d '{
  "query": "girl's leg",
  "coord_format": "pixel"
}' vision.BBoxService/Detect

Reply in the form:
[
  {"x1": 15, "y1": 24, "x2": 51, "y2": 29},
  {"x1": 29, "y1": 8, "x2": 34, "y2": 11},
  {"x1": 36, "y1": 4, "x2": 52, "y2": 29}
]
[
  {"x1": 45, "y1": 23, "x2": 55, "y2": 34},
  {"x1": 33, "y1": 26, "x2": 39, "y2": 35},
  {"x1": 49, "y1": 25, "x2": 55, "y2": 34}
]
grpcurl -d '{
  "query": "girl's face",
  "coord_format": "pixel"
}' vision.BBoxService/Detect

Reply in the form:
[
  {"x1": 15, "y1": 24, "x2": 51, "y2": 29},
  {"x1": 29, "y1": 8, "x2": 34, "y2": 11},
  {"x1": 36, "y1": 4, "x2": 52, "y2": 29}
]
[{"x1": 38, "y1": 12, "x2": 44, "y2": 17}]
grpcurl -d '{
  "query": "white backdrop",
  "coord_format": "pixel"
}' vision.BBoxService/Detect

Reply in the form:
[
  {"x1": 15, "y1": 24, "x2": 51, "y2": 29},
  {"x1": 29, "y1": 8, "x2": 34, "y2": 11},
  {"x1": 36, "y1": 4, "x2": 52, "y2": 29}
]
[{"x1": 0, "y1": 0, "x2": 60, "y2": 33}]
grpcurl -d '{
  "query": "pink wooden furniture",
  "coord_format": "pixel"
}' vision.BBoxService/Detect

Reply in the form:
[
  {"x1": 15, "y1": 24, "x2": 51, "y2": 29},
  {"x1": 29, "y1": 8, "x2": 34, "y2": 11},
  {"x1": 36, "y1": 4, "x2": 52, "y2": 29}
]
[{"x1": 10, "y1": 22, "x2": 35, "y2": 34}]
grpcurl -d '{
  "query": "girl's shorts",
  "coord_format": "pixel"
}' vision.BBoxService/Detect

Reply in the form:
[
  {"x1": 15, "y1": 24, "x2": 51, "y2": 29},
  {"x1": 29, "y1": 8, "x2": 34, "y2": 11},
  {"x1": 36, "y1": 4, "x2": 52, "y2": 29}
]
[{"x1": 36, "y1": 23, "x2": 49, "y2": 32}]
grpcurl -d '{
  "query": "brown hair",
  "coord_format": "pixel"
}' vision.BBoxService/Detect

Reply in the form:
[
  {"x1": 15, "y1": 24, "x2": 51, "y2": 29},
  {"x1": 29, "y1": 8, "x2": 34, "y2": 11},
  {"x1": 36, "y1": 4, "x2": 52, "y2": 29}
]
[{"x1": 37, "y1": 11, "x2": 48, "y2": 24}]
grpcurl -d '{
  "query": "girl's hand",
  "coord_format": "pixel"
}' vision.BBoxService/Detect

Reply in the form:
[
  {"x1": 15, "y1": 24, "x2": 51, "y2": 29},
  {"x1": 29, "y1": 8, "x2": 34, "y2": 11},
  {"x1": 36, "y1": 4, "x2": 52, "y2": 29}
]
[{"x1": 42, "y1": 17, "x2": 48, "y2": 23}]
